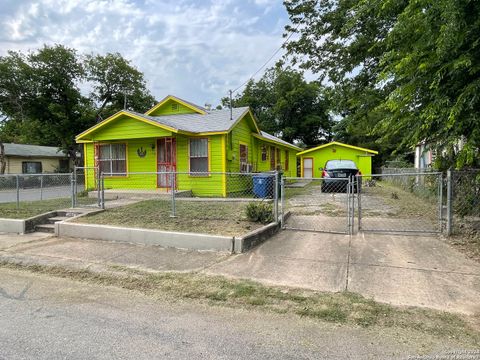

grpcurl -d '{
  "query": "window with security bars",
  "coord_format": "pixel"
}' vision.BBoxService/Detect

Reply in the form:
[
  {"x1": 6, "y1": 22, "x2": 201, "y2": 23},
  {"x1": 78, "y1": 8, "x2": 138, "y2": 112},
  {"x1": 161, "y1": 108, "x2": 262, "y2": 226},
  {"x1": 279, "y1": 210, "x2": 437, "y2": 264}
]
[
  {"x1": 284, "y1": 150, "x2": 289, "y2": 171},
  {"x1": 189, "y1": 138, "x2": 208, "y2": 173},
  {"x1": 98, "y1": 143, "x2": 126, "y2": 175}
]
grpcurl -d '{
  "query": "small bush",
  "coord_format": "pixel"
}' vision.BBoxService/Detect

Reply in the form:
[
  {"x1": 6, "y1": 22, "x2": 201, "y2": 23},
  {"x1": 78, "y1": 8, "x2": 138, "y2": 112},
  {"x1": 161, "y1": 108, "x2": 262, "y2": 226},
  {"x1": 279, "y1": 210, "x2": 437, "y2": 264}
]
[{"x1": 245, "y1": 202, "x2": 274, "y2": 224}]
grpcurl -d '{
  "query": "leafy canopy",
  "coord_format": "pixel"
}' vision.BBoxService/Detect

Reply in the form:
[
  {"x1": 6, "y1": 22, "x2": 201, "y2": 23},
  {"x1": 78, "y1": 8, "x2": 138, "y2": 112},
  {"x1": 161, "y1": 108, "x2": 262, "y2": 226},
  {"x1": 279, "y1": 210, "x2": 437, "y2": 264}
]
[
  {"x1": 284, "y1": 0, "x2": 480, "y2": 168},
  {"x1": 0, "y1": 44, "x2": 156, "y2": 162},
  {"x1": 223, "y1": 65, "x2": 333, "y2": 147}
]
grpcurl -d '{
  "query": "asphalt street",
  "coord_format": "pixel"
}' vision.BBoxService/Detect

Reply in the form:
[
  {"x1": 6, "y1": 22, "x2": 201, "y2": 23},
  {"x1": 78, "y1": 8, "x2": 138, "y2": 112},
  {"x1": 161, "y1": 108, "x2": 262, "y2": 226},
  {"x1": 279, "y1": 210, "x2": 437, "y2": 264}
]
[{"x1": 0, "y1": 268, "x2": 475, "y2": 360}]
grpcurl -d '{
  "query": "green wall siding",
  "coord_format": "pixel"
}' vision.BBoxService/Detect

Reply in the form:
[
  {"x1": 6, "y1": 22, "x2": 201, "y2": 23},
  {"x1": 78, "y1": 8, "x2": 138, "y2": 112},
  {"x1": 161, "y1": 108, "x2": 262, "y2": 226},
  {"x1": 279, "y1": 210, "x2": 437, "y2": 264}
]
[
  {"x1": 226, "y1": 116, "x2": 255, "y2": 195},
  {"x1": 149, "y1": 99, "x2": 198, "y2": 116},
  {"x1": 299, "y1": 145, "x2": 374, "y2": 178},
  {"x1": 176, "y1": 135, "x2": 225, "y2": 196},
  {"x1": 254, "y1": 140, "x2": 297, "y2": 177},
  {"x1": 85, "y1": 115, "x2": 172, "y2": 141},
  {"x1": 80, "y1": 111, "x2": 299, "y2": 197}
]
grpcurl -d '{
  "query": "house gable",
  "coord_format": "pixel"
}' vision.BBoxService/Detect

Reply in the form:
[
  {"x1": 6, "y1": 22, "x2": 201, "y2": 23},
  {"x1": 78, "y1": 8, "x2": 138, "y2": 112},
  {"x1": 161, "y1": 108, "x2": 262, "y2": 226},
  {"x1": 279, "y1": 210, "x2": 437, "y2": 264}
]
[
  {"x1": 76, "y1": 113, "x2": 173, "y2": 142},
  {"x1": 146, "y1": 95, "x2": 207, "y2": 116},
  {"x1": 297, "y1": 141, "x2": 378, "y2": 156}
]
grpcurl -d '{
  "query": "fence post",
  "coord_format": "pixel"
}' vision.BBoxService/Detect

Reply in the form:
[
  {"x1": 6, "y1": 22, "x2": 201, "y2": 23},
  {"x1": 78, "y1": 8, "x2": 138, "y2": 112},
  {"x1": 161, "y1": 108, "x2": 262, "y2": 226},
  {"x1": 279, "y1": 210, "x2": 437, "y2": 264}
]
[
  {"x1": 357, "y1": 176, "x2": 362, "y2": 232},
  {"x1": 446, "y1": 169, "x2": 453, "y2": 236},
  {"x1": 15, "y1": 174, "x2": 20, "y2": 209},
  {"x1": 280, "y1": 175, "x2": 285, "y2": 228},
  {"x1": 350, "y1": 178, "x2": 355, "y2": 235},
  {"x1": 274, "y1": 171, "x2": 279, "y2": 224},
  {"x1": 96, "y1": 167, "x2": 101, "y2": 208},
  {"x1": 170, "y1": 171, "x2": 176, "y2": 218},
  {"x1": 438, "y1": 173, "x2": 443, "y2": 233},
  {"x1": 73, "y1": 166, "x2": 78, "y2": 202},
  {"x1": 100, "y1": 172, "x2": 105, "y2": 209},
  {"x1": 40, "y1": 175, "x2": 43, "y2": 201},
  {"x1": 71, "y1": 172, "x2": 75, "y2": 208},
  {"x1": 346, "y1": 178, "x2": 351, "y2": 234}
]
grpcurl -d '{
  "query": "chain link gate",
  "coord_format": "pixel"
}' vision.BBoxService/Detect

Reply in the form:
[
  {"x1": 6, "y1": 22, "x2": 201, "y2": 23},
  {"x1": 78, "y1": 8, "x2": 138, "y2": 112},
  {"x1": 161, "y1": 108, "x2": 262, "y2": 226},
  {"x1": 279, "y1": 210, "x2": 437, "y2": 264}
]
[
  {"x1": 281, "y1": 176, "x2": 356, "y2": 234},
  {"x1": 355, "y1": 172, "x2": 443, "y2": 234}
]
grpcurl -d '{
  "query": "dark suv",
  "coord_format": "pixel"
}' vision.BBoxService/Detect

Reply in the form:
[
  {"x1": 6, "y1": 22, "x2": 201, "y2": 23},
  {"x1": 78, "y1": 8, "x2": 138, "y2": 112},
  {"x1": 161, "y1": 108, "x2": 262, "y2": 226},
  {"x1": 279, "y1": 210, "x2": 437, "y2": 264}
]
[{"x1": 321, "y1": 160, "x2": 361, "y2": 193}]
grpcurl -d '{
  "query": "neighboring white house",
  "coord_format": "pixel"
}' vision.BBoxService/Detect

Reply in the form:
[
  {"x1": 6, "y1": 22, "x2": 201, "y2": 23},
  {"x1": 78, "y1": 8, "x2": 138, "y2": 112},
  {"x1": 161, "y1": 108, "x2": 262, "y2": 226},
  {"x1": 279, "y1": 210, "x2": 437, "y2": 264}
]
[
  {"x1": 414, "y1": 142, "x2": 434, "y2": 170},
  {"x1": 414, "y1": 138, "x2": 465, "y2": 170},
  {"x1": 2, "y1": 143, "x2": 71, "y2": 174}
]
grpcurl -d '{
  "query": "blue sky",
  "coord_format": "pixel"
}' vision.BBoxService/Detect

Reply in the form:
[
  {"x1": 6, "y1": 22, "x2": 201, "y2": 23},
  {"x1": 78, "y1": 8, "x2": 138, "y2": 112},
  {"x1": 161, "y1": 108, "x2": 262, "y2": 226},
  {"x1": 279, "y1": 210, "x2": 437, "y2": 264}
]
[{"x1": 0, "y1": 0, "x2": 291, "y2": 106}]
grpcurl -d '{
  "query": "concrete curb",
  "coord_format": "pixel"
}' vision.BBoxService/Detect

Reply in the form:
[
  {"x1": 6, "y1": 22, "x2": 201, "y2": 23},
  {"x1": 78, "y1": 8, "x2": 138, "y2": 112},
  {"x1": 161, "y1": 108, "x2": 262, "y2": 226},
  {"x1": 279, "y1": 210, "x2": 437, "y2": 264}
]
[
  {"x1": 0, "y1": 218, "x2": 25, "y2": 233},
  {"x1": 0, "y1": 211, "x2": 57, "y2": 234},
  {"x1": 234, "y1": 211, "x2": 291, "y2": 253},
  {"x1": 56, "y1": 222, "x2": 234, "y2": 252}
]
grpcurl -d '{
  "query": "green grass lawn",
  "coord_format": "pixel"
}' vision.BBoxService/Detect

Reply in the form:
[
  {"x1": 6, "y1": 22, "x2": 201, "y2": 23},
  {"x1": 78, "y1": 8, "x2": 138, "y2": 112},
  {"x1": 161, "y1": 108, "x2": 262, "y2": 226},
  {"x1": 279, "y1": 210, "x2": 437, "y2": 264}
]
[
  {"x1": 75, "y1": 199, "x2": 265, "y2": 236},
  {"x1": 0, "y1": 196, "x2": 98, "y2": 219}
]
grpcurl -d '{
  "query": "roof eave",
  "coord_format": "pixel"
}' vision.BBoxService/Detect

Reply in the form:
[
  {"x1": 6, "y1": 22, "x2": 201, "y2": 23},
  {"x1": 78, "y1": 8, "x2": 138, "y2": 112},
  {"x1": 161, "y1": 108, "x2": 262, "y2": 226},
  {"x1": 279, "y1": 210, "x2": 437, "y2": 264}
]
[
  {"x1": 145, "y1": 95, "x2": 207, "y2": 116},
  {"x1": 252, "y1": 133, "x2": 301, "y2": 151}
]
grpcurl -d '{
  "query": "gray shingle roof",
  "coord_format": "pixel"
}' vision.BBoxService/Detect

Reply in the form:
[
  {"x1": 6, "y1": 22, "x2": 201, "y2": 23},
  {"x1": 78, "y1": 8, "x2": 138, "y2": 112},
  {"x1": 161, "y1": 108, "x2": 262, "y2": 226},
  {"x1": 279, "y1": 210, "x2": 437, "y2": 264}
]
[
  {"x1": 4, "y1": 143, "x2": 66, "y2": 158},
  {"x1": 127, "y1": 107, "x2": 250, "y2": 133},
  {"x1": 259, "y1": 131, "x2": 301, "y2": 150}
]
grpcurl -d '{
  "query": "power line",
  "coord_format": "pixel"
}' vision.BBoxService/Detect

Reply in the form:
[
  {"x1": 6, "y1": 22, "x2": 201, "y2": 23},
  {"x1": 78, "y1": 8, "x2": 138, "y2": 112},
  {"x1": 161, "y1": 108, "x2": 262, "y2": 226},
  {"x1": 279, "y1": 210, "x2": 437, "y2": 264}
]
[{"x1": 230, "y1": 25, "x2": 299, "y2": 95}]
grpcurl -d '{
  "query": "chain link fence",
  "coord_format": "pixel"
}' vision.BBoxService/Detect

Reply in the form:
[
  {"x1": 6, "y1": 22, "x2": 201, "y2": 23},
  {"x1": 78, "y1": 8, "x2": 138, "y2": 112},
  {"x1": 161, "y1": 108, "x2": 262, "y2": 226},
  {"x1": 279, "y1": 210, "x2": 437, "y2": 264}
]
[
  {"x1": 281, "y1": 177, "x2": 353, "y2": 234},
  {"x1": 82, "y1": 171, "x2": 280, "y2": 236},
  {"x1": 357, "y1": 172, "x2": 443, "y2": 233},
  {"x1": 448, "y1": 170, "x2": 480, "y2": 237}
]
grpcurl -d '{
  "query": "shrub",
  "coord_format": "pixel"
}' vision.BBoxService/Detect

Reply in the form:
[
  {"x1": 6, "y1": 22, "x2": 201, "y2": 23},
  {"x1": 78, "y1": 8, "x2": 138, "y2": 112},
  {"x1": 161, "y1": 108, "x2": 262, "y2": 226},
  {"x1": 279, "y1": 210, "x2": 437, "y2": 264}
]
[{"x1": 245, "y1": 202, "x2": 274, "y2": 224}]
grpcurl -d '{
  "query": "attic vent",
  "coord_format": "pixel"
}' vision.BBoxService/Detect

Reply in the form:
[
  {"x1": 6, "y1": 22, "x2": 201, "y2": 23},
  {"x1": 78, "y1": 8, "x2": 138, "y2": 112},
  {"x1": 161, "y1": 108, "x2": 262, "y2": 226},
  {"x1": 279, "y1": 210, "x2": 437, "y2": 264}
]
[{"x1": 171, "y1": 103, "x2": 179, "y2": 111}]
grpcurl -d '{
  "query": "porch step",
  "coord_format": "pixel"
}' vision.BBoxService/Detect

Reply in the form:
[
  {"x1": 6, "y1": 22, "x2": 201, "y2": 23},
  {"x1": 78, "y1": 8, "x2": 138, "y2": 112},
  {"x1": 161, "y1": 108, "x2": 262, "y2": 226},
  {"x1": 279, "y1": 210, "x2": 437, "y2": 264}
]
[
  {"x1": 35, "y1": 224, "x2": 55, "y2": 233},
  {"x1": 47, "y1": 216, "x2": 69, "y2": 224}
]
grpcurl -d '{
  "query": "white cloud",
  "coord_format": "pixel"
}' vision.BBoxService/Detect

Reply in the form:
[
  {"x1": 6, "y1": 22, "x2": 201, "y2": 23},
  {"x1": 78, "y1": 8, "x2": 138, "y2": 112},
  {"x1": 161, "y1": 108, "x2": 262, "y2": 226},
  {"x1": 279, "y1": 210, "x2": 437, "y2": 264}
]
[{"x1": 0, "y1": 0, "x2": 290, "y2": 105}]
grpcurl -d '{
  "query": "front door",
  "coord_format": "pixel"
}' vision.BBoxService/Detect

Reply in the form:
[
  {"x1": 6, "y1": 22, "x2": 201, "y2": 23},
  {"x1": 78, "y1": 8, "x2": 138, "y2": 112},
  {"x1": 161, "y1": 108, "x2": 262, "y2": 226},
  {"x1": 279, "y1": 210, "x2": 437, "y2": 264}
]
[
  {"x1": 303, "y1": 158, "x2": 313, "y2": 178},
  {"x1": 157, "y1": 138, "x2": 176, "y2": 188}
]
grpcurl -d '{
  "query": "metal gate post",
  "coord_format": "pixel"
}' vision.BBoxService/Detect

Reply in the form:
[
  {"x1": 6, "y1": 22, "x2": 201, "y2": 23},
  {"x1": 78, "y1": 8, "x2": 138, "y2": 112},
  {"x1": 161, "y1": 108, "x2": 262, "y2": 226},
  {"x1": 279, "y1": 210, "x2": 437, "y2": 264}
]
[
  {"x1": 446, "y1": 169, "x2": 453, "y2": 236},
  {"x1": 170, "y1": 171, "x2": 176, "y2": 218},
  {"x1": 100, "y1": 172, "x2": 105, "y2": 209},
  {"x1": 438, "y1": 173, "x2": 443, "y2": 233},
  {"x1": 40, "y1": 175, "x2": 43, "y2": 201},
  {"x1": 357, "y1": 176, "x2": 362, "y2": 232},
  {"x1": 274, "y1": 171, "x2": 279, "y2": 224},
  {"x1": 73, "y1": 167, "x2": 77, "y2": 208},
  {"x1": 97, "y1": 168, "x2": 101, "y2": 207},
  {"x1": 350, "y1": 179, "x2": 355, "y2": 235},
  {"x1": 346, "y1": 179, "x2": 351, "y2": 234},
  {"x1": 280, "y1": 176, "x2": 285, "y2": 228},
  {"x1": 71, "y1": 172, "x2": 75, "y2": 208},
  {"x1": 16, "y1": 175, "x2": 20, "y2": 209}
]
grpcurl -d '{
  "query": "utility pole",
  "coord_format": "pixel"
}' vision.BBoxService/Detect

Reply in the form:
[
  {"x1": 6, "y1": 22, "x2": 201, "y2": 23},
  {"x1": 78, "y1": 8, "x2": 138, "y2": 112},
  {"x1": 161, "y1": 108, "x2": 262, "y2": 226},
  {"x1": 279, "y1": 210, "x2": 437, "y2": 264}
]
[{"x1": 229, "y1": 89, "x2": 233, "y2": 120}]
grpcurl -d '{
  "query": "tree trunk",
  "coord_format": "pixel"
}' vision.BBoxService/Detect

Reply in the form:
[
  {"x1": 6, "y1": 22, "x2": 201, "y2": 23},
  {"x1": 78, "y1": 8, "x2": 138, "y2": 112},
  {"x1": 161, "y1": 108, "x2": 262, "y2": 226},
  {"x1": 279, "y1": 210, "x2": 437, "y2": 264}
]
[{"x1": 0, "y1": 142, "x2": 6, "y2": 174}]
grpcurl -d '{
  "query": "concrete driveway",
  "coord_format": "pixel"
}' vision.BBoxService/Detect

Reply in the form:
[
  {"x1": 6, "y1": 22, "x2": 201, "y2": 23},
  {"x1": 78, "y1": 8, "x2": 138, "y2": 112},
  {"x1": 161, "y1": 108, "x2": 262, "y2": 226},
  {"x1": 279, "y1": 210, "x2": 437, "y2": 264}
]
[{"x1": 207, "y1": 231, "x2": 480, "y2": 315}]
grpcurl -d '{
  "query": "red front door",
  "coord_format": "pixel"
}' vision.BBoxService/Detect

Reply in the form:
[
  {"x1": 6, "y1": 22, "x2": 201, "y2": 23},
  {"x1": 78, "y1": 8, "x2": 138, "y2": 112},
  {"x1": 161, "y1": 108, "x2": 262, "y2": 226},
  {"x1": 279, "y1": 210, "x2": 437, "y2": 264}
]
[{"x1": 157, "y1": 138, "x2": 176, "y2": 188}]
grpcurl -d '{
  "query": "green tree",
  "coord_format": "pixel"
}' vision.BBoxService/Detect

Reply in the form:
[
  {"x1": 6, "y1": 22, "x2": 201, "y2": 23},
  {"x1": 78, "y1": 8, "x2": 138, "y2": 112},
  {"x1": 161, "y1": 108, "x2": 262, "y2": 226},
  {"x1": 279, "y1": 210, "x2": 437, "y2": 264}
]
[
  {"x1": 0, "y1": 46, "x2": 156, "y2": 164},
  {"x1": 85, "y1": 53, "x2": 156, "y2": 121},
  {"x1": 0, "y1": 45, "x2": 95, "y2": 160},
  {"x1": 224, "y1": 66, "x2": 332, "y2": 147},
  {"x1": 283, "y1": 0, "x2": 480, "y2": 168}
]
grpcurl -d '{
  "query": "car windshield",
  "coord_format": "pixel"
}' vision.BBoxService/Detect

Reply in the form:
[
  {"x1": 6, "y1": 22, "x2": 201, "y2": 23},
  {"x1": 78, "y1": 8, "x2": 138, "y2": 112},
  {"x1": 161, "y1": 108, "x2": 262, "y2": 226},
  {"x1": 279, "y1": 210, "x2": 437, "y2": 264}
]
[{"x1": 325, "y1": 160, "x2": 357, "y2": 170}]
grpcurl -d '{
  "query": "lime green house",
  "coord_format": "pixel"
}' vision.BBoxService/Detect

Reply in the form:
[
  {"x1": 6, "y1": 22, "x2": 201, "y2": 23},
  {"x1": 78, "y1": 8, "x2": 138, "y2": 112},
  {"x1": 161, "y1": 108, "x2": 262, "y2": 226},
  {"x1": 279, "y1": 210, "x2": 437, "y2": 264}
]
[
  {"x1": 76, "y1": 95, "x2": 300, "y2": 196},
  {"x1": 297, "y1": 141, "x2": 378, "y2": 178}
]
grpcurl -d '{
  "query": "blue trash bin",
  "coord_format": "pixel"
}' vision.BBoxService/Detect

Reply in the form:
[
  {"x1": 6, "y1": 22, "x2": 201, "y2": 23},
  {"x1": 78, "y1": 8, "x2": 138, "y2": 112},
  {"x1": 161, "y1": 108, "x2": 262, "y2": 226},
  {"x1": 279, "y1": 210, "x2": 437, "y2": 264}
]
[{"x1": 252, "y1": 173, "x2": 274, "y2": 198}]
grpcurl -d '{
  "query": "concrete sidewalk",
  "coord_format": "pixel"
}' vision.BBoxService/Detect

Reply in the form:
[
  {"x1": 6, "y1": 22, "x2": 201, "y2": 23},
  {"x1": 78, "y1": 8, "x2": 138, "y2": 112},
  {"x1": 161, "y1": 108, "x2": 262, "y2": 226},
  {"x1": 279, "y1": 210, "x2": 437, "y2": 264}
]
[
  {"x1": 206, "y1": 231, "x2": 480, "y2": 315},
  {"x1": 0, "y1": 232, "x2": 228, "y2": 273},
  {"x1": 1, "y1": 230, "x2": 479, "y2": 315}
]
